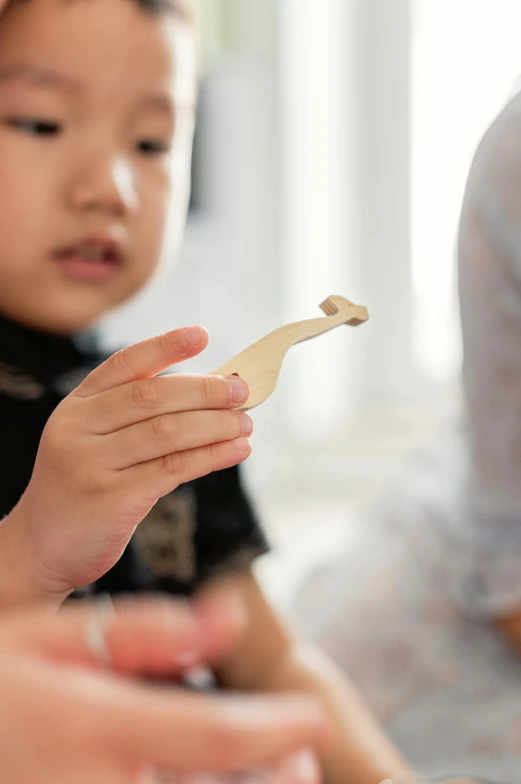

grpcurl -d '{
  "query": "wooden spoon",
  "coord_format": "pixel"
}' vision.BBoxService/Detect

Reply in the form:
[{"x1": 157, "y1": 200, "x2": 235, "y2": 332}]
[{"x1": 209, "y1": 295, "x2": 369, "y2": 411}]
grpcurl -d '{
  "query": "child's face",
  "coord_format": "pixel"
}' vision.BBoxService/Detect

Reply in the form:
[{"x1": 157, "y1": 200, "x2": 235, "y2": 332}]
[{"x1": 0, "y1": 0, "x2": 196, "y2": 333}]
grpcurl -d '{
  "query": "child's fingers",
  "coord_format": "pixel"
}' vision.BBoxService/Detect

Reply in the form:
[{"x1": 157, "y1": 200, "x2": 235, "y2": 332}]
[
  {"x1": 125, "y1": 438, "x2": 252, "y2": 500},
  {"x1": 87, "y1": 374, "x2": 249, "y2": 433},
  {"x1": 106, "y1": 410, "x2": 253, "y2": 469},
  {"x1": 76, "y1": 328, "x2": 209, "y2": 397}
]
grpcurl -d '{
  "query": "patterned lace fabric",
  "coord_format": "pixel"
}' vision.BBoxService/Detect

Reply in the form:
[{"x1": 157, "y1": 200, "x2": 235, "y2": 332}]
[
  {"x1": 293, "y1": 479, "x2": 521, "y2": 781},
  {"x1": 293, "y1": 85, "x2": 521, "y2": 783},
  {"x1": 456, "y1": 84, "x2": 521, "y2": 618}
]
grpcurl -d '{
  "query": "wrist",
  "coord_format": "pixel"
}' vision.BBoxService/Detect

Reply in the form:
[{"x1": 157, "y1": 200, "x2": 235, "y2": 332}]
[{"x1": 0, "y1": 504, "x2": 72, "y2": 614}]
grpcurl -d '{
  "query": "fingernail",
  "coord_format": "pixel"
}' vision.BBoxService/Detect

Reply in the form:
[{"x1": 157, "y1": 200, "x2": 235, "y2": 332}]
[
  {"x1": 233, "y1": 437, "x2": 251, "y2": 454},
  {"x1": 183, "y1": 326, "x2": 205, "y2": 346},
  {"x1": 238, "y1": 412, "x2": 253, "y2": 435},
  {"x1": 227, "y1": 375, "x2": 249, "y2": 405}
]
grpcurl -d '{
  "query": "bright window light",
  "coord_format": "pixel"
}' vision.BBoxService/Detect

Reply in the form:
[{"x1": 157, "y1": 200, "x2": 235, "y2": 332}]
[{"x1": 411, "y1": 0, "x2": 521, "y2": 381}]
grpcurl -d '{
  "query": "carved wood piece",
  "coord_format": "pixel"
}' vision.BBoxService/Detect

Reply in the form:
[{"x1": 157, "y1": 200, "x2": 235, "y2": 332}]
[{"x1": 209, "y1": 295, "x2": 369, "y2": 411}]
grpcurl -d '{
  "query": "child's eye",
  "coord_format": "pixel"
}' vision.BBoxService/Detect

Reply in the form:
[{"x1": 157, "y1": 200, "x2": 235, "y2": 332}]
[
  {"x1": 6, "y1": 118, "x2": 62, "y2": 137},
  {"x1": 136, "y1": 138, "x2": 171, "y2": 157}
]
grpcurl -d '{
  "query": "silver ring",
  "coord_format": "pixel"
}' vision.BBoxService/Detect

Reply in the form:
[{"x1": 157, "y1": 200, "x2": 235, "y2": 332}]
[{"x1": 85, "y1": 593, "x2": 115, "y2": 668}]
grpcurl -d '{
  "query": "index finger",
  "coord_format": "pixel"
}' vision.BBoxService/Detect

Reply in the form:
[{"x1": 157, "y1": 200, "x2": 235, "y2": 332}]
[
  {"x1": 0, "y1": 593, "x2": 245, "y2": 676},
  {"x1": 76, "y1": 327, "x2": 209, "y2": 397}
]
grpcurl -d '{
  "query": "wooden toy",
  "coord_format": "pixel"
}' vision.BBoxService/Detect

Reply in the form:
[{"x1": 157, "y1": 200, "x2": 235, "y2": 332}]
[{"x1": 209, "y1": 295, "x2": 369, "y2": 411}]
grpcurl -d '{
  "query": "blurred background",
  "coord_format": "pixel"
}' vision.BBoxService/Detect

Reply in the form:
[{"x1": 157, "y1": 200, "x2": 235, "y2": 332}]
[{"x1": 102, "y1": 0, "x2": 521, "y2": 604}]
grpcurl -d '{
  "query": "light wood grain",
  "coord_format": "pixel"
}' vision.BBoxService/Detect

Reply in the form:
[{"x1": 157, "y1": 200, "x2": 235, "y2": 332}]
[{"x1": 209, "y1": 295, "x2": 369, "y2": 411}]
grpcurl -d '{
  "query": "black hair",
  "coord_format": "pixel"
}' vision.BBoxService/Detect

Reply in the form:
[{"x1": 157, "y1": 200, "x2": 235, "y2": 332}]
[
  {"x1": 133, "y1": 0, "x2": 193, "y2": 21},
  {"x1": 13, "y1": 0, "x2": 194, "y2": 22}
]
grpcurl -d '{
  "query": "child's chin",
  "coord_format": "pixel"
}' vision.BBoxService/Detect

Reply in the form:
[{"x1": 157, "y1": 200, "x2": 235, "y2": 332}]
[{"x1": 17, "y1": 304, "x2": 108, "y2": 336}]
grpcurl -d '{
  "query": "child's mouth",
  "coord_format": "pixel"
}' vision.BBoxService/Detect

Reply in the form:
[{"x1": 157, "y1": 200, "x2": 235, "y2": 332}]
[{"x1": 53, "y1": 238, "x2": 124, "y2": 282}]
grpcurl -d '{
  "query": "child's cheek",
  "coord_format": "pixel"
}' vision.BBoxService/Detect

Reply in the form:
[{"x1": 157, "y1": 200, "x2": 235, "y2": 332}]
[
  {"x1": 124, "y1": 183, "x2": 170, "y2": 289},
  {"x1": 0, "y1": 147, "x2": 43, "y2": 252},
  {"x1": 0, "y1": 130, "x2": 58, "y2": 211}
]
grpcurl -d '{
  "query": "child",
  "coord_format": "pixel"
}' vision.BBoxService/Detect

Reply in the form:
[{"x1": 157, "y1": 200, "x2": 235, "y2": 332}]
[{"x1": 0, "y1": 1, "x2": 409, "y2": 782}]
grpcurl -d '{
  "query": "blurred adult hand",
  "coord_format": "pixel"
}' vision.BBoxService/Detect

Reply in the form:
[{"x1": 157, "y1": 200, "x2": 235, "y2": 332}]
[{"x1": 0, "y1": 592, "x2": 328, "y2": 784}]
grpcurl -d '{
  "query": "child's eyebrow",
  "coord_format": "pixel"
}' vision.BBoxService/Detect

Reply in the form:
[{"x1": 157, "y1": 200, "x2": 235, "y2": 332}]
[
  {"x1": 138, "y1": 91, "x2": 176, "y2": 119},
  {"x1": 0, "y1": 65, "x2": 181, "y2": 116},
  {"x1": 0, "y1": 64, "x2": 82, "y2": 91}
]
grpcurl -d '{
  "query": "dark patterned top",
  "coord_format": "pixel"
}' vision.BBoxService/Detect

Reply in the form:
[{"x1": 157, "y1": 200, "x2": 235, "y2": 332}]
[{"x1": 0, "y1": 314, "x2": 269, "y2": 598}]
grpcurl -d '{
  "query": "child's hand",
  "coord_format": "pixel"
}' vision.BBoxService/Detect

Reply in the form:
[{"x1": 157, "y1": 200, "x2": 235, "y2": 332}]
[{"x1": 8, "y1": 326, "x2": 253, "y2": 600}]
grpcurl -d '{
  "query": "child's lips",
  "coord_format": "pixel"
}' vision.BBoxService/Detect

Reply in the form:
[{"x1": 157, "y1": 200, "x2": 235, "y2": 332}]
[{"x1": 53, "y1": 239, "x2": 124, "y2": 282}]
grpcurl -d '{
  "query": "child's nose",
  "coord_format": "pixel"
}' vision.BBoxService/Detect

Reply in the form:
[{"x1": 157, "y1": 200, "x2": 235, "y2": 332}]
[{"x1": 67, "y1": 155, "x2": 139, "y2": 219}]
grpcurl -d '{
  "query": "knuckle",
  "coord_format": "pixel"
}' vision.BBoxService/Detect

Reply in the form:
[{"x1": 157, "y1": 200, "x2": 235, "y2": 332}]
[
  {"x1": 203, "y1": 442, "x2": 223, "y2": 474},
  {"x1": 219, "y1": 411, "x2": 238, "y2": 441},
  {"x1": 131, "y1": 379, "x2": 164, "y2": 411},
  {"x1": 161, "y1": 450, "x2": 188, "y2": 478},
  {"x1": 150, "y1": 414, "x2": 174, "y2": 443},
  {"x1": 156, "y1": 331, "x2": 171, "y2": 355},
  {"x1": 107, "y1": 348, "x2": 129, "y2": 377},
  {"x1": 200, "y1": 374, "x2": 224, "y2": 407},
  {"x1": 208, "y1": 441, "x2": 223, "y2": 463}
]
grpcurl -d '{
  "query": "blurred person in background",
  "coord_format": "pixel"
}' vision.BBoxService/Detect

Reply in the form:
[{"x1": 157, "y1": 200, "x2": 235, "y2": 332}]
[{"x1": 294, "y1": 83, "x2": 521, "y2": 783}]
